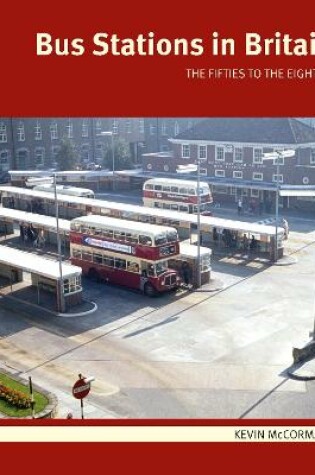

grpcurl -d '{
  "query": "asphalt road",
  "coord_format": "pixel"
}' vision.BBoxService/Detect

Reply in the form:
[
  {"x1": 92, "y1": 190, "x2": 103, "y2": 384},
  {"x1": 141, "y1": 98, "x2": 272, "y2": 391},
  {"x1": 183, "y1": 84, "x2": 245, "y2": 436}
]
[{"x1": 1, "y1": 191, "x2": 315, "y2": 419}]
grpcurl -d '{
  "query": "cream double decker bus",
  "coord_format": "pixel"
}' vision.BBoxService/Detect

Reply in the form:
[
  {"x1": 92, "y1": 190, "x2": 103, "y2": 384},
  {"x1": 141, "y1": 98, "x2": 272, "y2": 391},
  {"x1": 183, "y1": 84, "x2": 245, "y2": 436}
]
[
  {"x1": 143, "y1": 178, "x2": 213, "y2": 215},
  {"x1": 70, "y1": 215, "x2": 181, "y2": 296}
]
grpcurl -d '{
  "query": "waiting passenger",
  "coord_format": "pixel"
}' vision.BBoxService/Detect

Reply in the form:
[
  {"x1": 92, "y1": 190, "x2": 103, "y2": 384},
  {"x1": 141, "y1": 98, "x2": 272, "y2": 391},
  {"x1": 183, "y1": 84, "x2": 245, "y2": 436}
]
[
  {"x1": 242, "y1": 234, "x2": 249, "y2": 252},
  {"x1": 27, "y1": 224, "x2": 38, "y2": 245},
  {"x1": 36, "y1": 229, "x2": 46, "y2": 249},
  {"x1": 250, "y1": 235, "x2": 258, "y2": 251},
  {"x1": 140, "y1": 269, "x2": 148, "y2": 293},
  {"x1": 282, "y1": 218, "x2": 289, "y2": 239},
  {"x1": 181, "y1": 261, "x2": 192, "y2": 287},
  {"x1": 19, "y1": 223, "x2": 25, "y2": 242}
]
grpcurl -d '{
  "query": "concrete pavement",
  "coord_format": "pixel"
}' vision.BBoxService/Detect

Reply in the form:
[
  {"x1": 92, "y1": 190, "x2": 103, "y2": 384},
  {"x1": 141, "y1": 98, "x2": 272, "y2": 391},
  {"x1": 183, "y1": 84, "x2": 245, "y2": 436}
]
[{"x1": 0, "y1": 191, "x2": 315, "y2": 418}]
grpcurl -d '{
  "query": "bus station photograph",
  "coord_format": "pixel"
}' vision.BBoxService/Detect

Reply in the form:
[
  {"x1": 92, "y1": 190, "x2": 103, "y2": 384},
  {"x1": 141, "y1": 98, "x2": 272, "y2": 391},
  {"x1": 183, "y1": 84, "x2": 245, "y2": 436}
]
[{"x1": 0, "y1": 117, "x2": 315, "y2": 419}]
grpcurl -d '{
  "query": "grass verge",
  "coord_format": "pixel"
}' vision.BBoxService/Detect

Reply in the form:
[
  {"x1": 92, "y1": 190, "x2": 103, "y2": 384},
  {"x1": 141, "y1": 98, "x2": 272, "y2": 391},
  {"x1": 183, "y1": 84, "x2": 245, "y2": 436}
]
[{"x1": 0, "y1": 373, "x2": 49, "y2": 417}]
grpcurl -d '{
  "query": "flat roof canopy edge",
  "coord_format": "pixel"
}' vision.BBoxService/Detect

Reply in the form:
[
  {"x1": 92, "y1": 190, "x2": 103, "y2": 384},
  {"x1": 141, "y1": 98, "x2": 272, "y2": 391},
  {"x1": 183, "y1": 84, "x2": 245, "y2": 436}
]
[
  {"x1": 0, "y1": 186, "x2": 283, "y2": 237},
  {"x1": 0, "y1": 245, "x2": 81, "y2": 280}
]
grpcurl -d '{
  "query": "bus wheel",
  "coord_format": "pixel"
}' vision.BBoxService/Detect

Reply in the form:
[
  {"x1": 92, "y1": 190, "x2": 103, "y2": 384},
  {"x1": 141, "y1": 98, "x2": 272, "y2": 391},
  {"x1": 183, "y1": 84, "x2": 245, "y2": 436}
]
[
  {"x1": 88, "y1": 268, "x2": 101, "y2": 282},
  {"x1": 144, "y1": 282, "x2": 157, "y2": 297}
]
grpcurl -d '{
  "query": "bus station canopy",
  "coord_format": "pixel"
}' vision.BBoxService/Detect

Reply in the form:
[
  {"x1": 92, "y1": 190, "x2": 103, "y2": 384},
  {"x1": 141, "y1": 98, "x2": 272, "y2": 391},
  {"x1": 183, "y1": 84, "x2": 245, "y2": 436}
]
[
  {"x1": 279, "y1": 189, "x2": 315, "y2": 197},
  {"x1": 0, "y1": 186, "x2": 282, "y2": 237},
  {"x1": 179, "y1": 242, "x2": 212, "y2": 258},
  {"x1": 0, "y1": 245, "x2": 81, "y2": 280},
  {"x1": 0, "y1": 207, "x2": 70, "y2": 233}
]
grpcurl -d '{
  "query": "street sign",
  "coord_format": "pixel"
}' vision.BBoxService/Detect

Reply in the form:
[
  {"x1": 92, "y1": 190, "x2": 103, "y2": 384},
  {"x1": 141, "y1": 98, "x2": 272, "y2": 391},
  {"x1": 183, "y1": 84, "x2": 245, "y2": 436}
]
[{"x1": 72, "y1": 378, "x2": 91, "y2": 400}]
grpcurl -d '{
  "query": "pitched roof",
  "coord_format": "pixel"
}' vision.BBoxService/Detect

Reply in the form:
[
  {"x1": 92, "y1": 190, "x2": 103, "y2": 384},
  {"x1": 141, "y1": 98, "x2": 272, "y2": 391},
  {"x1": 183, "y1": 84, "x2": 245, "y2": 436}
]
[{"x1": 174, "y1": 118, "x2": 315, "y2": 144}]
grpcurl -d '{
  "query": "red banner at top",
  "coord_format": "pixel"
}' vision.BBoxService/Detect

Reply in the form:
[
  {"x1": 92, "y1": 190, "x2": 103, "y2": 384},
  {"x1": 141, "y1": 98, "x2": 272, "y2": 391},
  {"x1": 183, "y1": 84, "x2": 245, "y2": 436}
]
[{"x1": 2, "y1": 0, "x2": 315, "y2": 116}]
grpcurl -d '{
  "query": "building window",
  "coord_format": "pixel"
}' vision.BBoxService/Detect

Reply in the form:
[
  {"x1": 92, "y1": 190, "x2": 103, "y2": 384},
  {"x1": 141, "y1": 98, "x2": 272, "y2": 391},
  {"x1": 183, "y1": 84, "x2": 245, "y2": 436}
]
[
  {"x1": 216, "y1": 146, "x2": 225, "y2": 161},
  {"x1": 174, "y1": 121, "x2": 179, "y2": 136},
  {"x1": 182, "y1": 144, "x2": 190, "y2": 159},
  {"x1": 0, "y1": 123, "x2": 7, "y2": 143},
  {"x1": 242, "y1": 189, "x2": 248, "y2": 197},
  {"x1": 272, "y1": 174, "x2": 283, "y2": 183},
  {"x1": 213, "y1": 185, "x2": 227, "y2": 194},
  {"x1": 215, "y1": 169, "x2": 225, "y2": 177},
  {"x1": 200, "y1": 168, "x2": 207, "y2": 175},
  {"x1": 66, "y1": 121, "x2": 73, "y2": 139},
  {"x1": 161, "y1": 122, "x2": 167, "y2": 136},
  {"x1": 17, "y1": 122, "x2": 25, "y2": 142},
  {"x1": 125, "y1": 120, "x2": 131, "y2": 134},
  {"x1": 81, "y1": 144, "x2": 90, "y2": 162},
  {"x1": 230, "y1": 187, "x2": 237, "y2": 195},
  {"x1": 139, "y1": 119, "x2": 144, "y2": 134},
  {"x1": 112, "y1": 119, "x2": 118, "y2": 134},
  {"x1": 253, "y1": 172, "x2": 263, "y2": 181},
  {"x1": 233, "y1": 171, "x2": 243, "y2": 179},
  {"x1": 199, "y1": 145, "x2": 207, "y2": 160},
  {"x1": 310, "y1": 148, "x2": 315, "y2": 164},
  {"x1": 93, "y1": 119, "x2": 102, "y2": 136},
  {"x1": 34, "y1": 122, "x2": 42, "y2": 141},
  {"x1": 253, "y1": 148, "x2": 263, "y2": 164},
  {"x1": 51, "y1": 146, "x2": 60, "y2": 163},
  {"x1": 82, "y1": 120, "x2": 89, "y2": 138},
  {"x1": 234, "y1": 147, "x2": 243, "y2": 163},
  {"x1": 50, "y1": 122, "x2": 58, "y2": 140},
  {"x1": 95, "y1": 143, "x2": 104, "y2": 161},
  {"x1": 251, "y1": 189, "x2": 260, "y2": 197},
  {"x1": 17, "y1": 149, "x2": 28, "y2": 168},
  {"x1": 35, "y1": 148, "x2": 45, "y2": 167},
  {"x1": 0, "y1": 150, "x2": 9, "y2": 170}
]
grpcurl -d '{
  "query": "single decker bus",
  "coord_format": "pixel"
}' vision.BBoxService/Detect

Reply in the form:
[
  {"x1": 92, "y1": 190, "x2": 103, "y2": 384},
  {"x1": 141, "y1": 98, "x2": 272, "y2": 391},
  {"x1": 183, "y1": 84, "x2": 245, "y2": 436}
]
[{"x1": 33, "y1": 184, "x2": 95, "y2": 199}]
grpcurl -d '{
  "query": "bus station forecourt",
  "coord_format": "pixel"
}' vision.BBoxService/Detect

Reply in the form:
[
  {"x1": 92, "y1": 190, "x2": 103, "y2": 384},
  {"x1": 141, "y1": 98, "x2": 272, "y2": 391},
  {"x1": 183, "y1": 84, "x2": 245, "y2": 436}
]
[
  {"x1": 0, "y1": 188, "x2": 315, "y2": 419},
  {"x1": 0, "y1": 185, "x2": 286, "y2": 314},
  {"x1": 1, "y1": 185, "x2": 315, "y2": 418}
]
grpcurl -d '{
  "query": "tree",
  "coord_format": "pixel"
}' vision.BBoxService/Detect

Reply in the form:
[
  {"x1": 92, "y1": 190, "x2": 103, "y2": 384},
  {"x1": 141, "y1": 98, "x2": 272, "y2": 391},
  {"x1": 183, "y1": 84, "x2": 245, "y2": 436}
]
[
  {"x1": 102, "y1": 137, "x2": 133, "y2": 171},
  {"x1": 55, "y1": 138, "x2": 78, "y2": 171}
]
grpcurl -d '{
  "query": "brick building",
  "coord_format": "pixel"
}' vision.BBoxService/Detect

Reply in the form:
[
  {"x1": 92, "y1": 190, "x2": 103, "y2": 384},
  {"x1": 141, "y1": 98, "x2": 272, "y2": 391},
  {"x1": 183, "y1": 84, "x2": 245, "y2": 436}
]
[
  {"x1": 143, "y1": 118, "x2": 201, "y2": 153},
  {"x1": 0, "y1": 117, "x2": 203, "y2": 179},
  {"x1": 141, "y1": 118, "x2": 315, "y2": 211},
  {"x1": 0, "y1": 118, "x2": 145, "y2": 173}
]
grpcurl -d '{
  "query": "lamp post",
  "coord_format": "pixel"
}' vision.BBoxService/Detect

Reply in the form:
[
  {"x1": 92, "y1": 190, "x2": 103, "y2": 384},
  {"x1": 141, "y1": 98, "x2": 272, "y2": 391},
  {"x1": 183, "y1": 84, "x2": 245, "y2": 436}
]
[
  {"x1": 10, "y1": 118, "x2": 16, "y2": 169},
  {"x1": 54, "y1": 172, "x2": 65, "y2": 312},
  {"x1": 100, "y1": 131, "x2": 115, "y2": 191},
  {"x1": 262, "y1": 149, "x2": 295, "y2": 262},
  {"x1": 176, "y1": 162, "x2": 202, "y2": 288},
  {"x1": 196, "y1": 159, "x2": 201, "y2": 289}
]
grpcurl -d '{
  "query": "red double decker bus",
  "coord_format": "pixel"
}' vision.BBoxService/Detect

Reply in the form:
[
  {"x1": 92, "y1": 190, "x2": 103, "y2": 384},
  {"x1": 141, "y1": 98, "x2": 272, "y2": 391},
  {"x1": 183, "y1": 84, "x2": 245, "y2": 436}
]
[
  {"x1": 70, "y1": 215, "x2": 181, "y2": 296},
  {"x1": 143, "y1": 178, "x2": 213, "y2": 215}
]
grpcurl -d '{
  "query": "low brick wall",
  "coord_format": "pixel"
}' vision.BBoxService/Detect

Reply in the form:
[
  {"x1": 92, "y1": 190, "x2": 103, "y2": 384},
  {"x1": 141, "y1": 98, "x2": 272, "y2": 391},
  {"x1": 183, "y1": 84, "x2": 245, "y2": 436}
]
[{"x1": 0, "y1": 370, "x2": 58, "y2": 419}]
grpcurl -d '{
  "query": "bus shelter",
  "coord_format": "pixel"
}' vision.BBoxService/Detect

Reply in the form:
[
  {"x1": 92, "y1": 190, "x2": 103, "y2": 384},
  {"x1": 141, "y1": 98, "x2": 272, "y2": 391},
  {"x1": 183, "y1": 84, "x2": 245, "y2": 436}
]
[
  {"x1": 0, "y1": 186, "x2": 284, "y2": 261},
  {"x1": 0, "y1": 207, "x2": 70, "y2": 251},
  {"x1": 196, "y1": 217, "x2": 284, "y2": 261},
  {"x1": 0, "y1": 245, "x2": 82, "y2": 313},
  {"x1": 169, "y1": 242, "x2": 212, "y2": 287}
]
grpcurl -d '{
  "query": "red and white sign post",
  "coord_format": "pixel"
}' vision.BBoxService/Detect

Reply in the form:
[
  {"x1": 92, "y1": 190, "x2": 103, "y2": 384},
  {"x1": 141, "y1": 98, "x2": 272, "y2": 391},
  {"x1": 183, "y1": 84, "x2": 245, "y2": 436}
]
[{"x1": 72, "y1": 373, "x2": 94, "y2": 419}]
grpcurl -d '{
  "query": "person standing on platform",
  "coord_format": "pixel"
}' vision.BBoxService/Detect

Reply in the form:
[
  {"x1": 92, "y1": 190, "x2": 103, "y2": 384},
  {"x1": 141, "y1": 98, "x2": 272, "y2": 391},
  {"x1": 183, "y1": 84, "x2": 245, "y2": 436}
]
[{"x1": 237, "y1": 198, "x2": 243, "y2": 216}]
